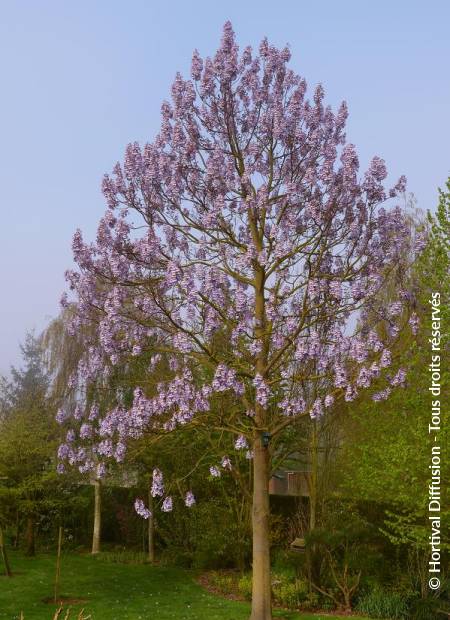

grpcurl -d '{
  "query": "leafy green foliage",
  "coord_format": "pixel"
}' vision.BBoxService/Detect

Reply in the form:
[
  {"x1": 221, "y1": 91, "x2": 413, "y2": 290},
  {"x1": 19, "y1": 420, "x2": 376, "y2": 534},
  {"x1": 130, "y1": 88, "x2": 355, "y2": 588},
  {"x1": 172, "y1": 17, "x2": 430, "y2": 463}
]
[
  {"x1": 330, "y1": 183, "x2": 450, "y2": 608},
  {"x1": 0, "y1": 333, "x2": 86, "y2": 555},
  {"x1": 355, "y1": 587, "x2": 410, "y2": 619}
]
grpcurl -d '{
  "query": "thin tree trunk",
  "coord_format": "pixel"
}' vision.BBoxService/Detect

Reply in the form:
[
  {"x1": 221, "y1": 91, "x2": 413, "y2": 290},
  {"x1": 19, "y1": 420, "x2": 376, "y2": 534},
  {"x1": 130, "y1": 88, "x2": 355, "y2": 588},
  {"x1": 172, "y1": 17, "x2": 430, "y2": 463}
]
[
  {"x1": 147, "y1": 488, "x2": 155, "y2": 563},
  {"x1": 14, "y1": 510, "x2": 20, "y2": 548},
  {"x1": 0, "y1": 525, "x2": 12, "y2": 577},
  {"x1": 250, "y1": 436, "x2": 272, "y2": 620},
  {"x1": 91, "y1": 479, "x2": 101, "y2": 554},
  {"x1": 54, "y1": 525, "x2": 63, "y2": 603},
  {"x1": 25, "y1": 516, "x2": 35, "y2": 556}
]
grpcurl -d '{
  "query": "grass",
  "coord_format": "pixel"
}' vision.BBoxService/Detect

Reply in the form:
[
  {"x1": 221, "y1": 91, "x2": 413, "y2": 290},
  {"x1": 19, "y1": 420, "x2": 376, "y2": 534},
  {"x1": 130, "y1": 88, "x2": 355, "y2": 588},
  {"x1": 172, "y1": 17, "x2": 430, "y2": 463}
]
[{"x1": 0, "y1": 551, "x2": 371, "y2": 620}]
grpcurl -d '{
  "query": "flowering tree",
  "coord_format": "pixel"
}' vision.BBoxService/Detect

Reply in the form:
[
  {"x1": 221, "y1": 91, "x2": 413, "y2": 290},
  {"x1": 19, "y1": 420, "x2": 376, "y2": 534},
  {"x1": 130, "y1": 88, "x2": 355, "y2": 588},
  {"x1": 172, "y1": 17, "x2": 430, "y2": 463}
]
[{"x1": 60, "y1": 23, "x2": 423, "y2": 619}]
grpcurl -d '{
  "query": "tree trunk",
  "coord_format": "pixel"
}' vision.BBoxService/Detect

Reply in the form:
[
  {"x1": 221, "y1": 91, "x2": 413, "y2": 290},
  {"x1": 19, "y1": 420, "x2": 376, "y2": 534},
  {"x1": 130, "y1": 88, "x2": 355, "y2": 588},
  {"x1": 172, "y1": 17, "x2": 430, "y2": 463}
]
[
  {"x1": 147, "y1": 488, "x2": 155, "y2": 563},
  {"x1": 0, "y1": 525, "x2": 12, "y2": 577},
  {"x1": 91, "y1": 479, "x2": 101, "y2": 554},
  {"x1": 251, "y1": 235, "x2": 271, "y2": 619},
  {"x1": 25, "y1": 516, "x2": 35, "y2": 556},
  {"x1": 250, "y1": 436, "x2": 272, "y2": 620}
]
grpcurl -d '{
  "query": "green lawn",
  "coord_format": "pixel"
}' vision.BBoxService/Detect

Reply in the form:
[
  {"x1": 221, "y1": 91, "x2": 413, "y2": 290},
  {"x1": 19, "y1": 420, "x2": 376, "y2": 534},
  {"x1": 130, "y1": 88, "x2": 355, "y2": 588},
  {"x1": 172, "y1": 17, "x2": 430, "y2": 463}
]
[{"x1": 0, "y1": 552, "x2": 370, "y2": 620}]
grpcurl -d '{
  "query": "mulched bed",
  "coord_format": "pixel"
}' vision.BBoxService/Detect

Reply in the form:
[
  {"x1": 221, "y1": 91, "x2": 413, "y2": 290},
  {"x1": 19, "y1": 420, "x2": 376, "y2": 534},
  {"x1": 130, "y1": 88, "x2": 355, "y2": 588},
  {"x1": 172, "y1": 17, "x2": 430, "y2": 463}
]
[
  {"x1": 197, "y1": 571, "x2": 243, "y2": 602},
  {"x1": 197, "y1": 570, "x2": 364, "y2": 617}
]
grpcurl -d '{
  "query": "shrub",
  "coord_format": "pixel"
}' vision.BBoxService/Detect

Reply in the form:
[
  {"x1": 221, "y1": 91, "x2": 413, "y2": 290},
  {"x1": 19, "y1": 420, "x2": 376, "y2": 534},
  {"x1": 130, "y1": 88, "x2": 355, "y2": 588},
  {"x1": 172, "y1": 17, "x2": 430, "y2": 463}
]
[
  {"x1": 158, "y1": 546, "x2": 193, "y2": 568},
  {"x1": 306, "y1": 509, "x2": 380, "y2": 611},
  {"x1": 270, "y1": 551, "x2": 298, "y2": 578},
  {"x1": 97, "y1": 550, "x2": 147, "y2": 564},
  {"x1": 158, "y1": 498, "x2": 250, "y2": 570},
  {"x1": 409, "y1": 597, "x2": 443, "y2": 620}
]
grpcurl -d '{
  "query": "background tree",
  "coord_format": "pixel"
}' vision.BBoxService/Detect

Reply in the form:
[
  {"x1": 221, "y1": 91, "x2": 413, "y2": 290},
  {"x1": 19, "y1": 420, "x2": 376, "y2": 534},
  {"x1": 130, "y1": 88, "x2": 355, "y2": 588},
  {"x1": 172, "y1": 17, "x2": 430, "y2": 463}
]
[
  {"x1": 336, "y1": 196, "x2": 449, "y2": 606},
  {"x1": 43, "y1": 310, "x2": 106, "y2": 554},
  {"x1": 0, "y1": 333, "x2": 60, "y2": 555}
]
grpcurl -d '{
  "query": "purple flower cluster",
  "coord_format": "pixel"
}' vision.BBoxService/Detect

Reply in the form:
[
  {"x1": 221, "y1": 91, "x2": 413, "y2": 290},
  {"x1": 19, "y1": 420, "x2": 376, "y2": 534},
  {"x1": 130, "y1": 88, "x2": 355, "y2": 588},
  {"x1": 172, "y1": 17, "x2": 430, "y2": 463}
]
[
  {"x1": 57, "y1": 21, "x2": 421, "y2": 497},
  {"x1": 235, "y1": 435, "x2": 248, "y2": 450},
  {"x1": 134, "y1": 498, "x2": 152, "y2": 520},
  {"x1": 161, "y1": 497, "x2": 173, "y2": 513},
  {"x1": 212, "y1": 364, "x2": 244, "y2": 395},
  {"x1": 253, "y1": 374, "x2": 270, "y2": 407},
  {"x1": 221, "y1": 456, "x2": 232, "y2": 470},
  {"x1": 209, "y1": 466, "x2": 221, "y2": 478},
  {"x1": 185, "y1": 491, "x2": 196, "y2": 507},
  {"x1": 151, "y1": 468, "x2": 164, "y2": 497}
]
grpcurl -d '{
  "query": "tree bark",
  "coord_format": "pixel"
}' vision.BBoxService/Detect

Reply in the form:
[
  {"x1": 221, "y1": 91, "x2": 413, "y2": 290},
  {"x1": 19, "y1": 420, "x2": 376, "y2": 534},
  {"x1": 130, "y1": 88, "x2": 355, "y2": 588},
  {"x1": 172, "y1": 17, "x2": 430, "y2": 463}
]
[
  {"x1": 91, "y1": 479, "x2": 101, "y2": 554},
  {"x1": 250, "y1": 436, "x2": 272, "y2": 620},
  {"x1": 25, "y1": 516, "x2": 35, "y2": 556},
  {"x1": 250, "y1": 222, "x2": 272, "y2": 619},
  {"x1": 147, "y1": 488, "x2": 155, "y2": 563}
]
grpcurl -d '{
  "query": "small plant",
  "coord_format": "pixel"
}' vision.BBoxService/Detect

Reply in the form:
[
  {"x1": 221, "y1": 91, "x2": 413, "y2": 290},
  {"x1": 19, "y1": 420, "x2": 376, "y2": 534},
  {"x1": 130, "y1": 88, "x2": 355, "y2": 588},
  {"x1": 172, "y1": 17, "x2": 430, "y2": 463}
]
[
  {"x1": 356, "y1": 587, "x2": 410, "y2": 619},
  {"x1": 237, "y1": 574, "x2": 253, "y2": 601}
]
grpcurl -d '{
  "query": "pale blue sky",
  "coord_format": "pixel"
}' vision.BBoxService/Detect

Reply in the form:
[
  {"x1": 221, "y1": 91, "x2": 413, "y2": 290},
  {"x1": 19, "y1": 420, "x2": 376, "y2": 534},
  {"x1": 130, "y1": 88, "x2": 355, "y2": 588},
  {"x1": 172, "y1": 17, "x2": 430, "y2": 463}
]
[{"x1": 1, "y1": 0, "x2": 449, "y2": 373}]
